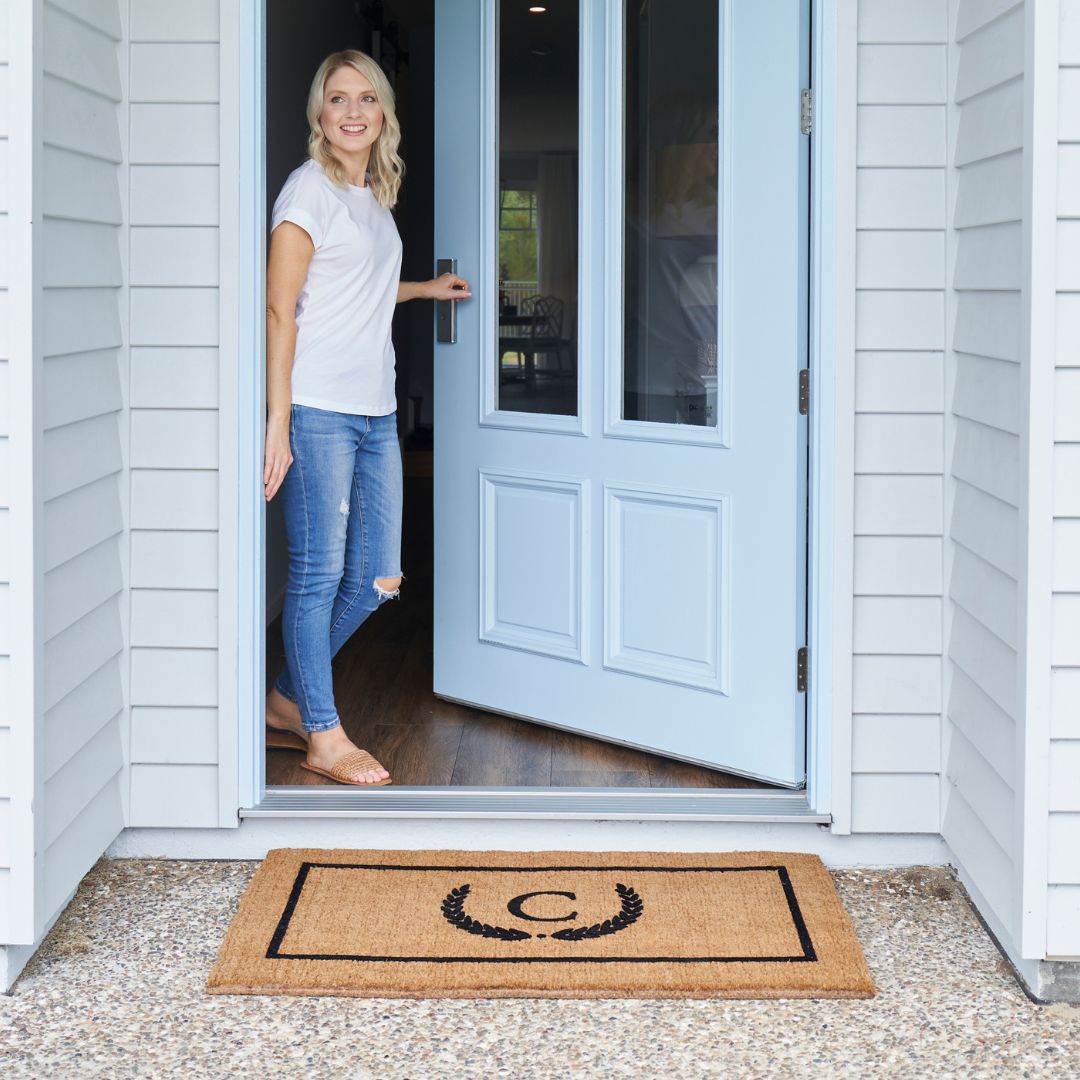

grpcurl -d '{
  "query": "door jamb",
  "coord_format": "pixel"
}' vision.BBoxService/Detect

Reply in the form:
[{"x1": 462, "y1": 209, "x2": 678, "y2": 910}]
[{"x1": 226, "y1": 0, "x2": 853, "y2": 824}]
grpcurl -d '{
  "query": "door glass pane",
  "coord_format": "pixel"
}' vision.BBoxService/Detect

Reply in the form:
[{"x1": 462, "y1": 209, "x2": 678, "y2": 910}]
[
  {"x1": 623, "y1": 0, "x2": 719, "y2": 427},
  {"x1": 497, "y1": 0, "x2": 579, "y2": 416}
]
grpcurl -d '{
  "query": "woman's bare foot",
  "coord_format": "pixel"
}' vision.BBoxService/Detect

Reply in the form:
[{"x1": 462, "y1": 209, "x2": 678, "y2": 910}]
[
  {"x1": 266, "y1": 687, "x2": 308, "y2": 744},
  {"x1": 306, "y1": 725, "x2": 390, "y2": 784}
]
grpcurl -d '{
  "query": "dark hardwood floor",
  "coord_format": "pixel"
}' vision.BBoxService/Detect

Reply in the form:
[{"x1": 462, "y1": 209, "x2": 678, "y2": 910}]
[{"x1": 265, "y1": 466, "x2": 767, "y2": 789}]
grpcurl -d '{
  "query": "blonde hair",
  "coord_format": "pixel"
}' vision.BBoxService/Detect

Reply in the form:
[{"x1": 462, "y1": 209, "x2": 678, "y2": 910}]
[{"x1": 306, "y1": 50, "x2": 405, "y2": 210}]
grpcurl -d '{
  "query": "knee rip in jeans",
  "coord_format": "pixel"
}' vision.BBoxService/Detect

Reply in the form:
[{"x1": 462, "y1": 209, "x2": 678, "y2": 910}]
[
  {"x1": 338, "y1": 497, "x2": 350, "y2": 519},
  {"x1": 373, "y1": 573, "x2": 404, "y2": 601}
]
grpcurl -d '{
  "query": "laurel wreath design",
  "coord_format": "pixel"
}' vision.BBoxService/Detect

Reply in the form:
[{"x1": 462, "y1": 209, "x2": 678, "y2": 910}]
[{"x1": 440, "y1": 882, "x2": 643, "y2": 942}]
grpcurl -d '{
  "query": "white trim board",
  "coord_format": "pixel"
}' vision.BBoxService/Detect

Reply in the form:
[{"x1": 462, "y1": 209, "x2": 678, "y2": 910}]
[
  {"x1": 107, "y1": 820, "x2": 947, "y2": 866},
  {"x1": 223, "y1": 0, "x2": 854, "y2": 824}
]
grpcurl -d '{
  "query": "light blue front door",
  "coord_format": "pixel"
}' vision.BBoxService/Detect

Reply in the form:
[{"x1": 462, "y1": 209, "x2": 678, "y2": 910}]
[{"x1": 433, "y1": 0, "x2": 809, "y2": 787}]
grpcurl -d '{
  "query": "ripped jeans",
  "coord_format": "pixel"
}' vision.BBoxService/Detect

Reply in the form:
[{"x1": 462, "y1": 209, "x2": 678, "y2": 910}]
[{"x1": 273, "y1": 404, "x2": 403, "y2": 732}]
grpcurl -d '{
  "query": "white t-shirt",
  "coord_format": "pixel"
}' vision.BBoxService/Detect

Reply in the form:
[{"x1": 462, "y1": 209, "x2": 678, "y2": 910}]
[{"x1": 271, "y1": 159, "x2": 403, "y2": 415}]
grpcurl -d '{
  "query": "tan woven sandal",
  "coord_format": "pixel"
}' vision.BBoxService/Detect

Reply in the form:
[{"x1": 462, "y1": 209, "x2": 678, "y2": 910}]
[
  {"x1": 265, "y1": 722, "x2": 308, "y2": 752},
  {"x1": 300, "y1": 747, "x2": 393, "y2": 787}
]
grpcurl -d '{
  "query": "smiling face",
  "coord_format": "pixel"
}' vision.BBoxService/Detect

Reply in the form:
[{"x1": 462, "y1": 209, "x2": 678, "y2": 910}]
[{"x1": 318, "y1": 65, "x2": 384, "y2": 167}]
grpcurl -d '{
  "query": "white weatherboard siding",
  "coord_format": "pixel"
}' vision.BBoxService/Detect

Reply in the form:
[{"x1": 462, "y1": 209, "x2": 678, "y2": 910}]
[
  {"x1": 1048, "y1": 0, "x2": 1080, "y2": 959},
  {"x1": 127, "y1": 0, "x2": 223, "y2": 828},
  {"x1": 851, "y1": 0, "x2": 948, "y2": 833},
  {"x1": 38, "y1": 0, "x2": 127, "y2": 931},
  {"x1": 942, "y1": 0, "x2": 1027, "y2": 943}
]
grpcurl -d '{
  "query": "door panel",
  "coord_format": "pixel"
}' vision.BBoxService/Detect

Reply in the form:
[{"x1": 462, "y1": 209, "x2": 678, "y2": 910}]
[{"x1": 434, "y1": 0, "x2": 809, "y2": 787}]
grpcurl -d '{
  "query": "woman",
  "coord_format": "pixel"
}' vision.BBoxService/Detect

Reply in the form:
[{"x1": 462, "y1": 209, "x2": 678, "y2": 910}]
[{"x1": 263, "y1": 50, "x2": 471, "y2": 786}]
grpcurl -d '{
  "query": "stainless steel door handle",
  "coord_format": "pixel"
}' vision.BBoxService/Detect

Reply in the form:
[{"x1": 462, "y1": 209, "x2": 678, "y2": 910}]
[{"x1": 436, "y1": 257, "x2": 458, "y2": 344}]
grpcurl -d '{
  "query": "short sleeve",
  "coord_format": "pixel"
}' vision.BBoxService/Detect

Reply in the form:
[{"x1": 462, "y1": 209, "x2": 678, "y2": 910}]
[{"x1": 271, "y1": 166, "x2": 326, "y2": 248}]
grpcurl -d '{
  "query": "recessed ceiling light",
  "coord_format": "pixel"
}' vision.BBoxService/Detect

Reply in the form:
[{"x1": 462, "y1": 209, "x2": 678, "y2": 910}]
[{"x1": 529, "y1": 5, "x2": 547, "y2": 11}]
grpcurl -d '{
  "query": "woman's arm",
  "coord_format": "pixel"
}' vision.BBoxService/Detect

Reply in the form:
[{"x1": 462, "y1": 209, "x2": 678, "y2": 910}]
[
  {"x1": 264, "y1": 221, "x2": 314, "y2": 501},
  {"x1": 397, "y1": 271, "x2": 472, "y2": 304}
]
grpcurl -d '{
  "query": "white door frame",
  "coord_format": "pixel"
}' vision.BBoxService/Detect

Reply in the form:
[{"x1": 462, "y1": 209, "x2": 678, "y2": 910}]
[{"x1": 221, "y1": 0, "x2": 856, "y2": 827}]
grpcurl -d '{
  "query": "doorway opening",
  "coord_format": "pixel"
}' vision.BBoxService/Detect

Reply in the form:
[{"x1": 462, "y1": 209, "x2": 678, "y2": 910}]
[{"x1": 261, "y1": 0, "x2": 778, "y2": 792}]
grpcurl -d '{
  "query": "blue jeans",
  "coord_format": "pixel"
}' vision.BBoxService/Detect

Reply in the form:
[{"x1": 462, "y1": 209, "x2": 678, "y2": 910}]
[{"x1": 273, "y1": 404, "x2": 404, "y2": 732}]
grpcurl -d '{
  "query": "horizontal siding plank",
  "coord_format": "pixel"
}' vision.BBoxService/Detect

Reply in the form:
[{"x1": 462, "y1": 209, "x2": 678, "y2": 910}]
[
  {"x1": 42, "y1": 413, "x2": 121, "y2": 503},
  {"x1": 851, "y1": 774, "x2": 941, "y2": 833},
  {"x1": 130, "y1": 287, "x2": 218, "y2": 346},
  {"x1": 1057, "y1": 371, "x2": 1080, "y2": 441},
  {"x1": 953, "y1": 4, "x2": 1024, "y2": 103},
  {"x1": 131, "y1": 409, "x2": 219, "y2": 468},
  {"x1": 42, "y1": 145, "x2": 121, "y2": 224},
  {"x1": 857, "y1": 45, "x2": 946, "y2": 104},
  {"x1": 954, "y1": 289, "x2": 1022, "y2": 362},
  {"x1": 952, "y1": 352, "x2": 1020, "y2": 435},
  {"x1": 132, "y1": 531, "x2": 218, "y2": 589},
  {"x1": 852, "y1": 714, "x2": 941, "y2": 773},
  {"x1": 956, "y1": 0, "x2": 1022, "y2": 40},
  {"x1": 856, "y1": 168, "x2": 945, "y2": 229},
  {"x1": 130, "y1": 0, "x2": 219, "y2": 42},
  {"x1": 858, "y1": 0, "x2": 947, "y2": 44},
  {"x1": 130, "y1": 165, "x2": 218, "y2": 225},
  {"x1": 131, "y1": 589, "x2": 217, "y2": 648},
  {"x1": 43, "y1": 218, "x2": 121, "y2": 287},
  {"x1": 855, "y1": 414, "x2": 943, "y2": 474},
  {"x1": 954, "y1": 150, "x2": 1023, "y2": 228},
  {"x1": 856, "y1": 105, "x2": 945, "y2": 167},
  {"x1": 130, "y1": 226, "x2": 218, "y2": 286},
  {"x1": 1049, "y1": 814, "x2": 1080, "y2": 884},
  {"x1": 948, "y1": 605, "x2": 1017, "y2": 717},
  {"x1": 130, "y1": 765, "x2": 218, "y2": 827},
  {"x1": 855, "y1": 351, "x2": 943, "y2": 412},
  {"x1": 856, "y1": 290, "x2": 944, "y2": 350},
  {"x1": 1058, "y1": 221, "x2": 1080, "y2": 291},
  {"x1": 951, "y1": 416, "x2": 1019, "y2": 508},
  {"x1": 856, "y1": 230, "x2": 944, "y2": 289},
  {"x1": 945, "y1": 726, "x2": 1015, "y2": 857},
  {"x1": 1047, "y1": 887, "x2": 1080, "y2": 956},
  {"x1": 955, "y1": 79, "x2": 1024, "y2": 166},
  {"x1": 948, "y1": 664, "x2": 1017, "y2": 785},
  {"x1": 1054, "y1": 446, "x2": 1080, "y2": 516},
  {"x1": 43, "y1": 350, "x2": 122, "y2": 430},
  {"x1": 131, "y1": 469, "x2": 217, "y2": 529},
  {"x1": 0, "y1": 584, "x2": 8, "y2": 653},
  {"x1": 1053, "y1": 520, "x2": 1080, "y2": 591},
  {"x1": 1050, "y1": 741, "x2": 1080, "y2": 811},
  {"x1": 1052, "y1": 596, "x2": 1080, "y2": 666},
  {"x1": 44, "y1": 657, "x2": 123, "y2": 780},
  {"x1": 854, "y1": 596, "x2": 942, "y2": 654},
  {"x1": 854, "y1": 536, "x2": 943, "y2": 596},
  {"x1": 43, "y1": 716, "x2": 122, "y2": 848},
  {"x1": 943, "y1": 785, "x2": 1014, "y2": 931},
  {"x1": 42, "y1": 73, "x2": 121, "y2": 161},
  {"x1": 1061, "y1": 68, "x2": 1080, "y2": 142},
  {"x1": 43, "y1": 3, "x2": 122, "y2": 102},
  {"x1": 854, "y1": 475, "x2": 943, "y2": 535},
  {"x1": 131, "y1": 347, "x2": 218, "y2": 408},
  {"x1": 949, "y1": 482, "x2": 1019, "y2": 578},
  {"x1": 1051, "y1": 667, "x2": 1080, "y2": 739},
  {"x1": 130, "y1": 44, "x2": 219, "y2": 103},
  {"x1": 131, "y1": 647, "x2": 217, "y2": 707},
  {"x1": 42, "y1": 598, "x2": 122, "y2": 712},
  {"x1": 43, "y1": 534, "x2": 123, "y2": 642},
  {"x1": 47, "y1": 0, "x2": 122, "y2": 39},
  {"x1": 130, "y1": 104, "x2": 218, "y2": 164},
  {"x1": 131, "y1": 707, "x2": 218, "y2": 764},
  {"x1": 949, "y1": 543, "x2": 1018, "y2": 650},
  {"x1": 853, "y1": 655, "x2": 942, "y2": 713},
  {"x1": 1059, "y1": 295, "x2": 1080, "y2": 368},
  {"x1": 1060, "y1": 145, "x2": 1080, "y2": 218},
  {"x1": 42, "y1": 286, "x2": 121, "y2": 357},
  {"x1": 43, "y1": 474, "x2": 123, "y2": 572},
  {"x1": 954, "y1": 223, "x2": 1023, "y2": 291},
  {"x1": 1064, "y1": 0, "x2": 1080, "y2": 63}
]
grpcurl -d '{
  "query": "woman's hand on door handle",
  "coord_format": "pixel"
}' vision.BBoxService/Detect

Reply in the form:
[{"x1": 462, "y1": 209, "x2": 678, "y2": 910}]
[{"x1": 428, "y1": 271, "x2": 472, "y2": 301}]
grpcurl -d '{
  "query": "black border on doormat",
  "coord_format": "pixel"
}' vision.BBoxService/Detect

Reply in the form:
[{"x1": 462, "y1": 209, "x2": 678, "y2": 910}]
[{"x1": 266, "y1": 862, "x2": 818, "y2": 964}]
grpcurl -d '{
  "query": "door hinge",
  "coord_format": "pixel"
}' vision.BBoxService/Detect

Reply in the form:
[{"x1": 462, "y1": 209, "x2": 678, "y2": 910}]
[
  {"x1": 797, "y1": 647, "x2": 808, "y2": 693},
  {"x1": 800, "y1": 88, "x2": 812, "y2": 135},
  {"x1": 799, "y1": 368, "x2": 809, "y2": 414}
]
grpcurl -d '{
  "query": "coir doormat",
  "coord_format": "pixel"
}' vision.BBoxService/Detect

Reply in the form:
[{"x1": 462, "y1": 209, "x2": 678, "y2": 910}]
[{"x1": 206, "y1": 848, "x2": 875, "y2": 999}]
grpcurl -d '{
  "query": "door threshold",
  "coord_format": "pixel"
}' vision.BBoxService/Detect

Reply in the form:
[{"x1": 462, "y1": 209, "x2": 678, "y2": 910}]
[{"x1": 243, "y1": 786, "x2": 828, "y2": 822}]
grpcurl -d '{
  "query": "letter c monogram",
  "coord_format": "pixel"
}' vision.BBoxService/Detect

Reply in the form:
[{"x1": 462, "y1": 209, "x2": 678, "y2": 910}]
[{"x1": 506, "y1": 890, "x2": 578, "y2": 923}]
